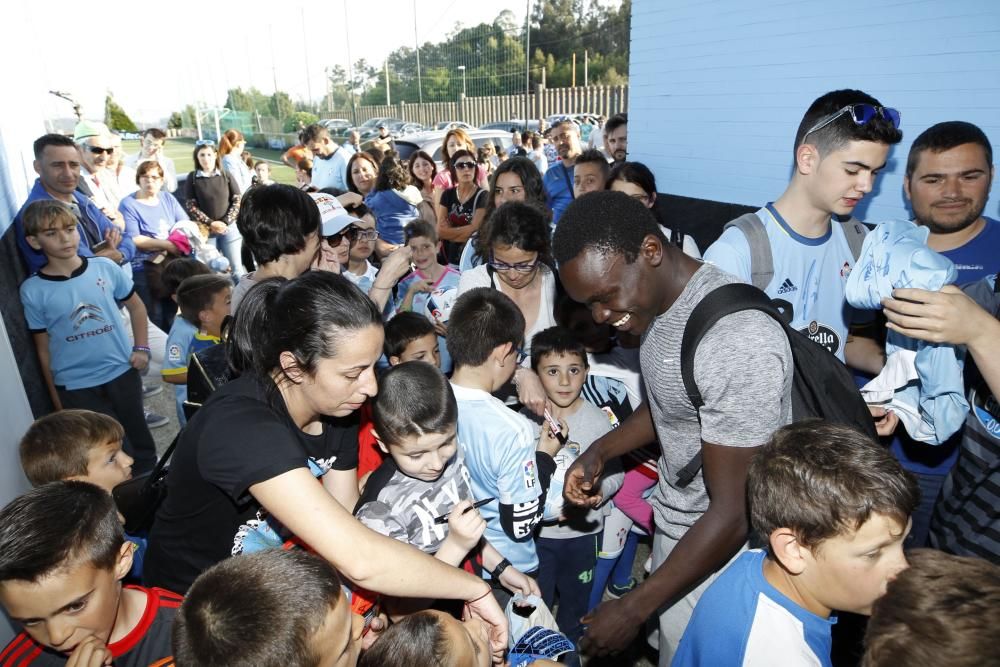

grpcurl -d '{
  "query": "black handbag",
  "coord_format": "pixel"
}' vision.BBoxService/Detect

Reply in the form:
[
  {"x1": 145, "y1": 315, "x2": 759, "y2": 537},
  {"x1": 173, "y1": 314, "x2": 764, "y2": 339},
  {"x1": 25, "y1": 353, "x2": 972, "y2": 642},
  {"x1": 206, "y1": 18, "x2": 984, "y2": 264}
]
[{"x1": 112, "y1": 432, "x2": 179, "y2": 534}]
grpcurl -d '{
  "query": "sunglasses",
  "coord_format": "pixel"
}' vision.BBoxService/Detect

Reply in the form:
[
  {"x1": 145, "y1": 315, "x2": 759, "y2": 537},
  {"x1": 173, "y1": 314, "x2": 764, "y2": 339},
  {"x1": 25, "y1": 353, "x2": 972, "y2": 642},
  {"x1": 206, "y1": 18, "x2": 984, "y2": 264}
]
[
  {"x1": 489, "y1": 255, "x2": 539, "y2": 274},
  {"x1": 803, "y1": 104, "x2": 901, "y2": 138},
  {"x1": 454, "y1": 161, "x2": 476, "y2": 170},
  {"x1": 325, "y1": 231, "x2": 351, "y2": 247},
  {"x1": 195, "y1": 139, "x2": 216, "y2": 147},
  {"x1": 88, "y1": 146, "x2": 114, "y2": 155}
]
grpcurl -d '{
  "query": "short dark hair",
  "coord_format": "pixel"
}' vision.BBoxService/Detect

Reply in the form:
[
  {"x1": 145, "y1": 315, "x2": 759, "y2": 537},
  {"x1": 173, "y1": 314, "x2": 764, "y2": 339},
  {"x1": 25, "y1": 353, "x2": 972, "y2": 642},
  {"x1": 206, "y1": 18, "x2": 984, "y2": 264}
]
[
  {"x1": 481, "y1": 201, "x2": 552, "y2": 265},
  {"x1": 794, "y1": 89, "x2": 903, "y2": 157},
  {"x1": 553, "y1": 190, "x2": 666, "y2": 266},
  {"x1": 530, "y1": 326, "x2": 588, "y2": 371},
  {"x1": 347, "y1": 152, "x2": 380, "y2": 195},
  {"x1": 19, "y1": 411, "x2": 125, "y2": 486},
  {"x1": 607, "y1": 161, "x2": 657, "y2": 196},
  {"x1": 162, "y1": 257, "x2": 211, "y2": 297},
  {"x1": 375, "y1": 155, "x2": 411, "y2": 192},
  {"x1": 143, "y1": 128, "x2": 167, "y2": 140},
  {"x1": 905, "y1": 121, "x2": 993, "y2": 178},
  {"x1": 862, "y1": 549, "x2": 1000, "y2": 667},
  {"x1": 173, "y1": 550, "x2": 344, "y2": 667},
  {"x1": 373, "y1": 362, "x2": 457, "y2": 448},
  {"x1": 236, "y1": 184, "x2": 321, "y2": 265},
  {"x1": 192, "y1": 143, "x2": 218, "y2": 172},
  {"x1": 604, "y1": 113, "x2": 627, "y2": 135},
  {"x1": 299, "y1": 124, "x2": 329, "y2": 145},
  {"x1": 33, "y1": 133, "x2": 76, "y2": 159},
  {"x1": 404, "y1": 219, "x2": 437, "y2": 245},
  {"x1": 177, "y1": 274, "x2": 232, "y2": 327},
  {"x1": 575, "y1": 148, "x2": 611, "y2": 180},
  {"x1": 135, "y1": 159, "x2": 165, "y2": 184},
  {"x1": 383, "y1": 312, "x2": 436, "y2": 360},
  {"x1": 748, "y1": 420, "x2": 919, "y2": 550},
  {"x1": 0, "y1": 481, "x2": 124, "y2": 584},
  {"x1": 358, "y1": 610, "x2": 449, "y2": 667},
  {"x1": 446, "y1": 287, "x2": 525, "y2": 369},
  {"x1": 447, "y1": 148, "x2": 480, "y2": 185}
]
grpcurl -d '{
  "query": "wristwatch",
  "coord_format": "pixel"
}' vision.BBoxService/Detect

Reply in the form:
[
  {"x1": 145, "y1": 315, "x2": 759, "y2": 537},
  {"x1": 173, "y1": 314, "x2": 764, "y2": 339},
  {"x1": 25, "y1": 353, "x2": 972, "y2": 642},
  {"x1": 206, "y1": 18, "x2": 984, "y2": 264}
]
[{"x1": 491, "y1": 558, "x2": 512, "y2": 580}]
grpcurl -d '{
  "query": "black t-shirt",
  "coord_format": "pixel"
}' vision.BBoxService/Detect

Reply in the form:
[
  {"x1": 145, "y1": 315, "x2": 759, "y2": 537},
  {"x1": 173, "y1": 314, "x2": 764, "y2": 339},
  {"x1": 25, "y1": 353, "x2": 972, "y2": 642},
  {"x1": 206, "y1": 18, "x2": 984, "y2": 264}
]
[
  {"x1": 439, "y1": 186, "x2": 486, "y2": 265},
  {"x1": 143, "y1": 374, "x2": 358, "y2": 593}
]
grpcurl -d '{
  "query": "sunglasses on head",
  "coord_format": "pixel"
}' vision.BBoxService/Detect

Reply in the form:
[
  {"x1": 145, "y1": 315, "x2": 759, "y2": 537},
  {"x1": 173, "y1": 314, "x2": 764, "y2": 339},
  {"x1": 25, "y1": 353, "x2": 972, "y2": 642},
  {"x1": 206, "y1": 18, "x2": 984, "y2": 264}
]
[
  {"x1": 196, "y1": 139, "x2": 216, "y2": 147},
  {"x1": 454, "y1": 161, "x2": 476, "y2": 170},
  {"x1": 803, "y1": 104, "x2": 901, "y2": 138},
  {"x1": 88, "y1": 146, "x2": 114, "y2": 155}
]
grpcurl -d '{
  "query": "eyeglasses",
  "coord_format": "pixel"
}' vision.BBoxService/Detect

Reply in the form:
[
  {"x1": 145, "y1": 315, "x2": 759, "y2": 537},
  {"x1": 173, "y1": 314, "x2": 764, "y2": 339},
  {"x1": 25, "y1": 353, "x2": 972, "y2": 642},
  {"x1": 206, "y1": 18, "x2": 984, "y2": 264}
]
[
  {"x1": 803, "y1": 104, "x2": 901, "y2": 138},
  {"x1": 195, "y1": 139, "x2": 216, "y2": 147},
  {"x1": 489, "y1": 255, "x2": 539, "y2": 273},
  {"x1": 88, "y1": 146, "x2": 114, "y2": 155},
  {"x1": 514, "y1": 347, "x2": 528, "y2": 365},
  {"x1": 351, "y1": 229, "x2": 379, "y2": 242},
  {"x1": 454, "y1": 162, "x2": 476, "y2": 170}
]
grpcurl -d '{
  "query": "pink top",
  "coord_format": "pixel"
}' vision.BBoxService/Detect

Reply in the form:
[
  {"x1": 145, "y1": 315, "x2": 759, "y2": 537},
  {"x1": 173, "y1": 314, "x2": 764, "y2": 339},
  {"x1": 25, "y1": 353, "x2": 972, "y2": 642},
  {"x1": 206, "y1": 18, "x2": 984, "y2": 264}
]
[{"x1": 432, "y1": 165, "x2": 488, "y2": 191}]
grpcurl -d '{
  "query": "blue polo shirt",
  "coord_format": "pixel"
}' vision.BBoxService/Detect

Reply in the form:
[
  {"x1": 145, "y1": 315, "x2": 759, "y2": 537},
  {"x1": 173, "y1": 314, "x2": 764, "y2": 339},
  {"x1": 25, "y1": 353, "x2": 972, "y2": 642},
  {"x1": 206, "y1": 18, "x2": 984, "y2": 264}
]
[
  {"x1": 543, "y1": 161, "x2": 575, "y2": 225},
  {"x1": 20, "y1": 257, "x2": 135, "y2": 390},
  {"x1": 14, "y1": 179, "x2": 136, "y2": 274}
]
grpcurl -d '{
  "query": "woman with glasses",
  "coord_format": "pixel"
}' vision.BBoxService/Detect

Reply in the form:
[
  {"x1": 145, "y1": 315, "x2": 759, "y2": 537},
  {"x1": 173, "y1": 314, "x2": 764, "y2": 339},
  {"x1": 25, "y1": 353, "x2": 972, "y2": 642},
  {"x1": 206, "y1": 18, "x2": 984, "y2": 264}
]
[
  {"x1": 460, "y1": 157, "x2": 547, "y2": 272},
  {"x1": 364, "y1": 156, "x2": 421, "y2": 257},
  {"x1": 607, "y1": 161, "x2": 702, "y2": 259},
  {"x1": 408, "y1": 150, "x2": 438, "y2": 225},
  {"x1": 432, "y1": 128, "x2": 488, "y2": 192},
  {"x1": 184, "y1": 141, "x2": 243, "y2": 274},
  {"x1": 436, "y1": 149, "x2": 487, "y2": 267},
  {"x1": 119, "y1": 161, "x2": 188, "y2": 330},
  {"x1": 456, "y1": 201, "x2": 556, "y2": 415}
]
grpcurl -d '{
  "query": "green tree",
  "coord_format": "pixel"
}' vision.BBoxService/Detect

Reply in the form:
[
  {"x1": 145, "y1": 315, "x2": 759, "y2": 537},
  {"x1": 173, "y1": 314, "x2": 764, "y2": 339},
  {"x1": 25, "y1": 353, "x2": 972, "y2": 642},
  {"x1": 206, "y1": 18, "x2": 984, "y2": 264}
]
[
  {"x1": 269, "y1": 91, "x2": 294, "y2": 119},
  {"x1": 283, "y1": 111, "x2": 318, "y2": 133},
  {"x1": 104, "y1": 93, "x2": 138, "y2": 133},
  {"x1": 167, "y1": 112, "x2": 183, "y2": 129}
]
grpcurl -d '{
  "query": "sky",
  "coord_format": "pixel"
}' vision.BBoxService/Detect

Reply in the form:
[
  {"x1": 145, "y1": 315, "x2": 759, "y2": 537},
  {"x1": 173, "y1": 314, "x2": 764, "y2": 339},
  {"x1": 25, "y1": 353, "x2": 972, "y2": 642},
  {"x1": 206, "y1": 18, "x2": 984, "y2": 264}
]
[{"x1": 20, "y1": 0, "x2": 529, "y2": 124}]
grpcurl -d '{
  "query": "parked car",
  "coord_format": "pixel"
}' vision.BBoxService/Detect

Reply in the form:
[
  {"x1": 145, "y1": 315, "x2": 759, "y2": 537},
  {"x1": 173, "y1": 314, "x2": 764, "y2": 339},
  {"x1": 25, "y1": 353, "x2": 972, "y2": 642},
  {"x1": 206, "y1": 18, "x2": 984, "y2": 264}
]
[
  {"x1": 388, "y1": 121, "x2": 425, "y2": 137},
  {"x1": 434, "y1": 121, "x2": 474, "y2": 131},
  {"x1": 480, "y1": 119, "x2": 540, "y2": 133},
  {"x1": 318, "y1": 118, "x2": 351, "y2": 136},
  {"x1": 353, "y1": 117, "x2": 403, "y2": 141},
  {"x1": 394, "y1": 129, "x2": 515, "y2": 168}
]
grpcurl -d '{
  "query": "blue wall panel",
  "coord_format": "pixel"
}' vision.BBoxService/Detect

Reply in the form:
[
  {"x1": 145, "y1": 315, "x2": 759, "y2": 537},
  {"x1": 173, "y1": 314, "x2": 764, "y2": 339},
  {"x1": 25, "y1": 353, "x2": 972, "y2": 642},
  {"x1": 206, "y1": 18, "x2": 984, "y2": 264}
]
[{"x1": 629, "y1": 0, "x2": 1000, "y2": 223}]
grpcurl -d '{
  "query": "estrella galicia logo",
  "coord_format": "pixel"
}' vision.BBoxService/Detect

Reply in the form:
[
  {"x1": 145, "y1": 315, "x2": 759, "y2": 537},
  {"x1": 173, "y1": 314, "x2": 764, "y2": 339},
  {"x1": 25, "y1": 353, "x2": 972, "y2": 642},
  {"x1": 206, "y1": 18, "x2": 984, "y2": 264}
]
[
  {"x1": 777, "y1": 278, "x2": 798, "y2": 294},
  {"x1": 970, "y1": 386, "x2": 1000, "y2": 439},
  {"x1": 799, "y1": 320, "x2": 840, "y2": 355},
  {"x1": 71, "y1": 302, "x2": 106, "y2": 330}
]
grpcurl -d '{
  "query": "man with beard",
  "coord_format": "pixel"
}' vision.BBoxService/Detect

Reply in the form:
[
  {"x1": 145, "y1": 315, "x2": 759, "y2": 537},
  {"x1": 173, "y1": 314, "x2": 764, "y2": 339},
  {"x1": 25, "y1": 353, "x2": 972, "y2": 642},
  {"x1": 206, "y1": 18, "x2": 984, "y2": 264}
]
[
  {"x1": 543, "y1": 119, "x2": 583, "y2": 224},
  {"x1": 887, "y1": 120, "x2": 999, "y2": 549},
  {"x1": 603, "y1": 113, "x2": 628, "y2": 167}
]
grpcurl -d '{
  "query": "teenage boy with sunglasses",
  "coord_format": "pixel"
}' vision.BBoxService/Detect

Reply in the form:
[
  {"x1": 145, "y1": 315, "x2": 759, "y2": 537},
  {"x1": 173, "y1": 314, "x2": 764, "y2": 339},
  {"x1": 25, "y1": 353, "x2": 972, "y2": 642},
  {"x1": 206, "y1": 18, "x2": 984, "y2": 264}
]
[{"x1": 705, "y1": 89, "x2": 902, "y2": 392}]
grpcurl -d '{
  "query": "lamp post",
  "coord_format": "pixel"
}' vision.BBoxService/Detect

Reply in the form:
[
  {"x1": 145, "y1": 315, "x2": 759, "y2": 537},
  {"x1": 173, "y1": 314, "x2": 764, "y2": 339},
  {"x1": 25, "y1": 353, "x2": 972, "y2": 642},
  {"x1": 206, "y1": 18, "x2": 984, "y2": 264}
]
[{"x1": 457, "y1": 65, "x2": 466, "y2": 97}]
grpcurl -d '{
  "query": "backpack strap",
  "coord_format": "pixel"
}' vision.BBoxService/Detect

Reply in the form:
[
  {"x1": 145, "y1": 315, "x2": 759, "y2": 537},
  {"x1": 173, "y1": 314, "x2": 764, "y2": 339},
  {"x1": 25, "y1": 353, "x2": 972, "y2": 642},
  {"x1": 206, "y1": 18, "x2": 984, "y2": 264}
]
[
  {"x1": 676, "y1": 283, "x2": 781, "y2": 488},
  {"x1": 838, "y1": 216, "x2": 868, "y2": 261},
  {"x1": 723, "y1": 213, "x2": 773, "y2": 291}
]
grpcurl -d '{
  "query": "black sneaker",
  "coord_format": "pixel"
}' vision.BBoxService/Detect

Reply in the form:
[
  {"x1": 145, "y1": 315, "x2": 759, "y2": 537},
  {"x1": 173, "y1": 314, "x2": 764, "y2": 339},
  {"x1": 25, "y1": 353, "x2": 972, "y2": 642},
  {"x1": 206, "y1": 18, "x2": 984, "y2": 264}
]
[
  {"x1": 143, "y1": 383, "x2": 163, "y2": 399},
  {"x1": 144, "y1": 409, "x2": 169, "y2": 429}
]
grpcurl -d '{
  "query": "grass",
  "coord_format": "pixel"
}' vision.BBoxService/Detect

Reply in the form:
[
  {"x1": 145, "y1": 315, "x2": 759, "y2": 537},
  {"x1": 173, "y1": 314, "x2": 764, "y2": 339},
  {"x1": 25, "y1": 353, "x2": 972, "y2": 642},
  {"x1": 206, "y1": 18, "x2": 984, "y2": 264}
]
[{"x1": 121, "y1": 138, "x2": 298, "y2": 186}]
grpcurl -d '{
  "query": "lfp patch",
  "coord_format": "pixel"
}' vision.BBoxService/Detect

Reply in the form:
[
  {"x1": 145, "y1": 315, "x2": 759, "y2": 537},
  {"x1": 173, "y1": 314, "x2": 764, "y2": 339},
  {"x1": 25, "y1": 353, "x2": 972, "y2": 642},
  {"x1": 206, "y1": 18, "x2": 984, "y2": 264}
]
[{"x1": 523, "y1": 460, "x2": 536, "y2": 489}]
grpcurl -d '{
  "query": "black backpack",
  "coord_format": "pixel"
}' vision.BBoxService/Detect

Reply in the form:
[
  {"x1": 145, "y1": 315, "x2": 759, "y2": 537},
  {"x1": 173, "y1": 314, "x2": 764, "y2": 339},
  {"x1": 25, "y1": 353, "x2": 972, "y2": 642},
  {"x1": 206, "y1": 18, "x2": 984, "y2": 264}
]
[{"x1": 674, "y1": 282, "x2": 878, "y2": 488}]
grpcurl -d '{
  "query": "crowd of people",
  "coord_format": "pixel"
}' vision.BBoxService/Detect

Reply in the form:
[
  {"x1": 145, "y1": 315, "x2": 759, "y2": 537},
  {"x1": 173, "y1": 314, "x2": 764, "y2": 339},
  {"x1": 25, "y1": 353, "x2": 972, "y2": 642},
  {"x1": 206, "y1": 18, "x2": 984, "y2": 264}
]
[{"x1": 2, "y1": 87, "x2": 998, "y2": 667}]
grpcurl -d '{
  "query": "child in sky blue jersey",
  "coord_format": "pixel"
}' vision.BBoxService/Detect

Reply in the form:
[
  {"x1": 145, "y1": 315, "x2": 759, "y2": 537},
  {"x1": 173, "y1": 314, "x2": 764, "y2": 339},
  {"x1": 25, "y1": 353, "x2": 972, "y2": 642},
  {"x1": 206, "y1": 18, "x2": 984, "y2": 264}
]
[
  {"x1": 159, "y1": 258, "x2": 211, "y2": 424},
  {"x1": 19, "y1": 200, "x2": 157, "y2": 473},
  {"x1": 673, "y1": 421, "x2": 918, "y2": 667},
  {"x1": 447, "y1": 288, "x2": 563, "y2": 601}
]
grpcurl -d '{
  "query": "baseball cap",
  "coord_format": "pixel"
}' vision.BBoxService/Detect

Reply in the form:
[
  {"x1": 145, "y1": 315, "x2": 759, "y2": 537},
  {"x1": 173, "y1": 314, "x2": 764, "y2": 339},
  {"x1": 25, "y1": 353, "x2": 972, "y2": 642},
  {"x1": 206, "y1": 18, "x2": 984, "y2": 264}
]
[
  {"x1": 308, "y1": 192, "x2": 362, "y2": 237},
  {"x1": 73, "y1": 120, "x2": 111, "y2": 142}
]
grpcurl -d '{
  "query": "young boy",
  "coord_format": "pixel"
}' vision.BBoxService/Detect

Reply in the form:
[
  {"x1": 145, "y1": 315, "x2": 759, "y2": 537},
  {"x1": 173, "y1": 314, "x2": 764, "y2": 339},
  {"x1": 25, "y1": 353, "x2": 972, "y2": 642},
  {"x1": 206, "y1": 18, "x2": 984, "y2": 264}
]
[
  {"x1": 447, "y1": 288, "x2": 562, "y2": 597},
  {"x1": 160, "y1": 258, "x2": 212, "y2": 425},
  {"x1": 527, "y1": 327, "x2": 622, "y2": 653},
  {"x1": 383, "y1": 312, "x2": 441, "y2": 367},
  {"x1": 19, "y1": 410, "x2": 133, "y2": 494},
  {"x1": 174, "y1": 274, "x2": 232, "y2": 357},
  {"x1": 172, "y1": 549, "x2": 368, "y2": 667},
  {"x1": 0, "y1": 481, "x2": 181, "y2": 666},
  {"x1": 673, "y1": 420, "x2": 919, "y2": 667},
  {"x1": 394, "y1": 220, "x2": 461, "y2": 373},
  {"x1": 861, "y1": 549, "x2": 1000, "y2": 667},
  {"x1": 355, "y1": 362, "x2": 537, "y2": 598},
  {"x1": 19, "y1": 200, "x2": 157, "y2": 474},
  {"x1": 704, "y1": 89, "x2": 901, "y2": 371},
  {"x1": 572, "y1": 148, "x2": 611, "y2": 198},
  {"x1": 341, "y1": 203, "x2": 380, "y2": 293}
]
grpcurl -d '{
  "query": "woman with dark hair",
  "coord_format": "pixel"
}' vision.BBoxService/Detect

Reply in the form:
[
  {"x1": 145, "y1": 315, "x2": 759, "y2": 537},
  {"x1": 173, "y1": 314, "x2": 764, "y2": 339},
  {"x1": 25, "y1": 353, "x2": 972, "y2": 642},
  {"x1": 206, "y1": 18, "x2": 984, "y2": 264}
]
[
  {"x1": 365, "y1": 156, "x2": 421, "y2": 254},
  {"x1": 346, "y1": 151, "x2": 379, "y2": 198},
  {"x1": 607, "y1": 161, "x2": 701, "y2": 258},
  {"x1": 144, "y1": 270, "x2": 507, "y2": 655},
  {"x1": 408, "y1": 150, "x2": 438, "y2": 224},
  {"x1": 218, "y1": 129, "x2": 253, "y2": 194},
  {"x1": 432, "y1": 128, "x2": 487, "y2": 191},
  {"x1": 460, "y1": 157, "x2": 546, "y2": 272},
  {"x1": 435, "y1": 148, "x2": 487, "y2": 267},
  {"x1": 456, "y1": 201, "x2": 556, "y2": 415},
  {"x1": 184, "y1": 141, "x2": 243, "y2": 276}
]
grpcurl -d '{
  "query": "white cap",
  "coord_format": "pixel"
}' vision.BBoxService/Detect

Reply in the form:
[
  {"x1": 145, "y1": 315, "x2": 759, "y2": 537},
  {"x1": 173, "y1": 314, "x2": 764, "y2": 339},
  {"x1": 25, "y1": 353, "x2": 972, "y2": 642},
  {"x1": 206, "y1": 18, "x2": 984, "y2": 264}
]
[{"x1": 308, "y1": 192, "x2": 362, "y2": 237}]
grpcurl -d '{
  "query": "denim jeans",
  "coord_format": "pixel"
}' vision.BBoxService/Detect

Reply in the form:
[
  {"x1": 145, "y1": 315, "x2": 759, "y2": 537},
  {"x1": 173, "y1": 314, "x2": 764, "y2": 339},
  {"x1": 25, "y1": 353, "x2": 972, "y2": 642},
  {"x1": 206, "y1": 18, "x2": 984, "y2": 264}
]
[{"x1": 214, "y1": 224, "x2": 246, "y2": 279}]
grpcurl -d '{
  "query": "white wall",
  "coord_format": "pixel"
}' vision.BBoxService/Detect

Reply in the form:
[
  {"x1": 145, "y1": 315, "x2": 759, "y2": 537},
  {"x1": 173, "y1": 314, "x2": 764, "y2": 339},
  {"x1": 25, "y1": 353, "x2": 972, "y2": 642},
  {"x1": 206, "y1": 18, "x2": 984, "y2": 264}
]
[{"x1": 629, "y1": 0, "x2": 1000, "y2": 223}]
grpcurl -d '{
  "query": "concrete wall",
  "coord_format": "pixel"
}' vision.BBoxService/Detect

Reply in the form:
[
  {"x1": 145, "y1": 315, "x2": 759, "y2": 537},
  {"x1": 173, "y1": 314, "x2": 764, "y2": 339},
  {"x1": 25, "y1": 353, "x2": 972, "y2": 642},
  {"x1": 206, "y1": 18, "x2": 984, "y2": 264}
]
[{"x1": 629, "y1": 0, "x2": 1000, "y2": 225}]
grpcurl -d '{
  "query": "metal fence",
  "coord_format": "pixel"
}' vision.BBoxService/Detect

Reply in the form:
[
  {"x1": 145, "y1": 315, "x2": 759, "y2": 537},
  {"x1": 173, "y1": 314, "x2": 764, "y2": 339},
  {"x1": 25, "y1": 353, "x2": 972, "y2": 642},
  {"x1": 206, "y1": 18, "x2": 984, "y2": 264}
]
[{"x1": 329, "y1": 84, "x2": 628, "y2": 128}]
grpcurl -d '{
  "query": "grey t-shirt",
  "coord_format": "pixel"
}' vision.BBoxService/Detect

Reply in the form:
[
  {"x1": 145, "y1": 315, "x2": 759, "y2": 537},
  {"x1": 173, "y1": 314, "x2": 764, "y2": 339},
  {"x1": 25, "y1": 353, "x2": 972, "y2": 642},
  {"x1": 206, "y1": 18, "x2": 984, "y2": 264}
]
[
  {"x1": 641, "y1": 263, "x2": 793, "y2": 539},
  {"x1": 229, "y1": 271, "x2": 259, "y2": 314}
]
